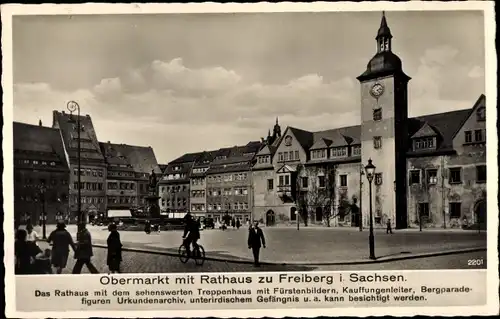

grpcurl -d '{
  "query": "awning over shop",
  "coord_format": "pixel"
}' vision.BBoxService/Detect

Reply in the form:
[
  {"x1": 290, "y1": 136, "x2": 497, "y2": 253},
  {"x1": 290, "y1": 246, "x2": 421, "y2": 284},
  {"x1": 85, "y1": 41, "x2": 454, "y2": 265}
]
[{"x1": 107, "y1": 210, "x2": 132, "y2": 218}]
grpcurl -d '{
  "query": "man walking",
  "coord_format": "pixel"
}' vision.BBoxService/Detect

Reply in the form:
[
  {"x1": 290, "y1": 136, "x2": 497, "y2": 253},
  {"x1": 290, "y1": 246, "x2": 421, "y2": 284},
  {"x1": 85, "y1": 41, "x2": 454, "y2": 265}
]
[
  {"x1": 247, "y1": 221, "x2": 266, "y2": 267},
  {"x1": 72, "y1": 223, "x2": 99, "y2": 274},
  {"x1": 386, "y1": 218, "x2": 393, "y2": 234}
]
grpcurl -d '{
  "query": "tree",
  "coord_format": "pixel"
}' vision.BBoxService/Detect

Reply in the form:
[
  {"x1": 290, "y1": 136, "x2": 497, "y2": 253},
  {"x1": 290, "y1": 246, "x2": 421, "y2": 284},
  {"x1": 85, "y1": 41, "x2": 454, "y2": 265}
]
[
  {"x1": 294, "y1": 164, "x2": 334, "y2": 227},
  {"x1": 293, "y1": 164, "x2": 309, "y2": 227},
  {"x1": 322, "y1": 165, "x2": 337, "y2": 227}
]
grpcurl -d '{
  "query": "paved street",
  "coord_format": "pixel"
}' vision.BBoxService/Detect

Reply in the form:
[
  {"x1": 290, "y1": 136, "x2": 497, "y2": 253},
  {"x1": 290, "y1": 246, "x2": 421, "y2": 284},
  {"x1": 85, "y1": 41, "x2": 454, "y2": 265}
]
[
  {"x1": 35, "y1": 240, "x2": 486, "y2": 273},
  {"x1": 36, "y1": 241, "x2": 314, "y2": 274},
  {"x1": 36, "y1": 224, "x2": 487, "y2": 265}
]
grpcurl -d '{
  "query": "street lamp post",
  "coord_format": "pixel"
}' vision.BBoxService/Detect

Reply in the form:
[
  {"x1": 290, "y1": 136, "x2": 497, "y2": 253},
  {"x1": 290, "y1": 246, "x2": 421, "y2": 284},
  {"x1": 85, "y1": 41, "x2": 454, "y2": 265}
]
[
  {"x1": 40, "y1": 183, "x2": 47, "y2": 239},
  {"x1": 67, "y1": 101, "x2": 82, "y2": 224},
  {"x1": 359, "y1": 165, "x2": 364, "y2": 231},
  {"x1": 364, "y1": 159, "x2": 376, "y2": 260}
]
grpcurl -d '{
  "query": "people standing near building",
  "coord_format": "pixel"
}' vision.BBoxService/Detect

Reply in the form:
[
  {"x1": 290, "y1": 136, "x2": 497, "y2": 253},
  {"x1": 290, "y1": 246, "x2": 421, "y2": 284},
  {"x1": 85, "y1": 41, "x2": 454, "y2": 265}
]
[
  {"x1": 15, "y1": 229, "x2": 33, "y2": 274},
  {"x1": 26, "y1": 223, "x2": 42, "y2": 257},
  {"x1": 72, "y1": 223, "x2": 99, "y2": 274},
  {"x1": 231, "y1": 218, "x2": 236, "y2": 229},
  {"x1": 236, "y1": 218, "x2": 241, "y2": 230},
  {"x1": 386, "y1": 218, "x2": 393, "y2": 234},
  {"x1": 107, "y1": 223, "x2": 122, "y2": 274},
  {"x1": 48, "y1": 221, "x2": 76, "y2": 274},
  {"x1": 247, "y1": 221, "x2": 266, "y2": 267}
]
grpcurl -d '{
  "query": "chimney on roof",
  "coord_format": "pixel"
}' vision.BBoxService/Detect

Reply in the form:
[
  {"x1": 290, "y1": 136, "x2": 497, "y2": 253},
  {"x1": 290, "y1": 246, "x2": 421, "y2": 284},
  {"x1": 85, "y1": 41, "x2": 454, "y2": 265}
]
[
  {"x1": 39, "y1": 119, "x2": 42, "y2": 126},
  {"x1": 62, "y1": 111, "x2": 65, "y2": 115}
]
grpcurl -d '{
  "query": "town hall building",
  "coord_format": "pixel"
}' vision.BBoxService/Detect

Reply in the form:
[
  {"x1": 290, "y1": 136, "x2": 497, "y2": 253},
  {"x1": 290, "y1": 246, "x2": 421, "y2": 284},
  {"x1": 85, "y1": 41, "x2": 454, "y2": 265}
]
[{"x1": 251, "y1": 12, "x2": 486, "y2": 229}]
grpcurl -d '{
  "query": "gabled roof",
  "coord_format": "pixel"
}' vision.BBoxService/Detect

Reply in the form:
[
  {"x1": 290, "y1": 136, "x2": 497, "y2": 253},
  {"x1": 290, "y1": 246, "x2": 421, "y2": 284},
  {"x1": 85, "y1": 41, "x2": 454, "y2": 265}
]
[
  {"x1": 206, "y1": 159, "x2": 252, "y2": 174},
  {"x1": 276, "y1": 164, "x2": 296, "y2": 174},
  {"x1": 13, "y1": 122, "x2": 69, "y2": 167},
  {"x1": 288, "y1": 127, "x2": 315, "y2": 150},
  {"x1": 159, "y1": 164, "x2": 168, "y2": 173},
  {"x1": 256, "y1": 144, "x2": 277, "y2": 156},
  {"x1": 411, "y1": 122, "x2": 438, "y2": 139},
  {"x1": 169, "y1": 152, "x2": 204, "y2": 164},
  {"x1": 52, "y1": 111, "x2": 104, "y2": 161},
  {"x1": 99, "y1": 142, "x2": 133, "y2": 167},
  {"x1": 314, "y1": 125, "x2": 361, "y2": 146},
  {"x1": 408, "y1": 108, "x2": 471, "y2": 152},
  {"x1": 193, "y1": 150, "x2": 218, "y2": 168},
  {"x1": 99, "y1": 142, "x2": 161, "y2": 174},
  {"x1": 310, "y1": 138, "x2": 332, "y2": 151},
  {"x1": 243, "y1": 141, "x2": 263, "y2": 154}
]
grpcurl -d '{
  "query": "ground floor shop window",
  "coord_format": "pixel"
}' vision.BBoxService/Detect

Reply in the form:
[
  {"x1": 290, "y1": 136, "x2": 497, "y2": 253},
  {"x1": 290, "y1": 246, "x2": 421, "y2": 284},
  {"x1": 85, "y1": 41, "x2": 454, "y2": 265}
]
[
  {"x1": 449, "y1": 202, "x2": 461, "y2": 219},
  {"x1": 418, "y1": 203, "x2": 430, "y2": 219}
]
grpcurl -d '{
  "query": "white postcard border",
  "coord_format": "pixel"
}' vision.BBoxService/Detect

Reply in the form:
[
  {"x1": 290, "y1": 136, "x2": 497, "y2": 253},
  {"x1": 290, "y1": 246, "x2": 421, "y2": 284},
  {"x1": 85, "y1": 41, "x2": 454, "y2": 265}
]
[{"x1": 2, "y1": 1, "x2": 498, "y2": 318}]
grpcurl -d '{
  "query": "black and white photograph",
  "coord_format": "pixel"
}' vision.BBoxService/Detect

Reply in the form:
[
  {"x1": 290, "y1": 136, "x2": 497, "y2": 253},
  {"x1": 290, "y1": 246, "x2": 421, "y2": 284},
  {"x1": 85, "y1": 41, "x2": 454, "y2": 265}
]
[
  {"x1": 9, "y1": 6, "x2": 491, "y2": 275},
  {"x1": 2, "y1": 1, "x2": 497, "y2": 317}
]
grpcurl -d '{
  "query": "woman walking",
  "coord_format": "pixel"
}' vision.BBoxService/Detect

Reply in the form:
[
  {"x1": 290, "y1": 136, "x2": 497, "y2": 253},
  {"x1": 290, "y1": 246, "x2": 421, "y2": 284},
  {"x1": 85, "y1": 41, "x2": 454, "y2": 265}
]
[
  {"x1": 72, "y1": 223, "x2": 99, "y2": 274},
  {"x1": 26, "y1": 224, "x2": 42, "y2": 260},
  {"x1": 47, "y1": 221, "x2": 76, "y2": 274},
  {"x1": 15, "y1": 229, "x2": 33, "y2": 274},
  {"x1": 106, "y1": 223, "x2": 123, "y2": 274}
]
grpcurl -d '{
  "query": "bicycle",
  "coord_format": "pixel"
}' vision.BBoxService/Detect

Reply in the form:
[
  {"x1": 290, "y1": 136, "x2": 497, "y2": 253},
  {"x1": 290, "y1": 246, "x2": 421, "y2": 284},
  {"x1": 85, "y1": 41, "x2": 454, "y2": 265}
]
[{"x1": 178, "y1": 239, "x2": 205, "y2": 266}]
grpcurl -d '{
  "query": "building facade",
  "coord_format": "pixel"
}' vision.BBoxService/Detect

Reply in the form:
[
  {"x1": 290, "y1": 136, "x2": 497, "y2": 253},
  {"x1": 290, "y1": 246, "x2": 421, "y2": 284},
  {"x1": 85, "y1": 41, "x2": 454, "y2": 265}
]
[
  {"x1": 100, "y1": 142, "x2": 138, "y2": 216},
  {"x1": 205, "y1": 156, "x2": 254, "y2": 223},
  {"x1": 189, "y1": 151, "x2": 217, "y2": 217},
  {"x1": 52, "y1": 111, "x2": 107, "y2": 222},
  {"x1": 14, "y1": 121, "x2": 70, "y2": 225},
  {"x1": 159, "y1": 153, "x2": 199, "y2": 218},
  {"x1": 250, "y1": 12, "x2": 487, "y2": 229}
]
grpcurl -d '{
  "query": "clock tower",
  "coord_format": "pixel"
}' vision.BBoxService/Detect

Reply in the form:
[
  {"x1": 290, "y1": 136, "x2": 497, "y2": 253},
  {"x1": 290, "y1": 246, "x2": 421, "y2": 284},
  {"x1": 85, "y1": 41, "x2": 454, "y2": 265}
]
[{"x1": 357, "y1": 12, "x2": 411, "y2": 229}]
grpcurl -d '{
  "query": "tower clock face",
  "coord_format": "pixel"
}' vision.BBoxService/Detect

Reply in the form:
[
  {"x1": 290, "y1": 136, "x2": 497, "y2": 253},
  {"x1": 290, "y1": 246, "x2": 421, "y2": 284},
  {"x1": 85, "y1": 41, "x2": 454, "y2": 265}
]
[{"x1": 370, "y1": 83, "x2": 385, "y2": 98}]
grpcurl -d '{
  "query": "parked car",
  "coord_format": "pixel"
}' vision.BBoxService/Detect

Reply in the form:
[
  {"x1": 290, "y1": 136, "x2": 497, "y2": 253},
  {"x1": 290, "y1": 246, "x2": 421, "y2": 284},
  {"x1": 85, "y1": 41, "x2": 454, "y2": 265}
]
[{"x1": 202, "y1": 218, "x2": 215, "y2": 229}]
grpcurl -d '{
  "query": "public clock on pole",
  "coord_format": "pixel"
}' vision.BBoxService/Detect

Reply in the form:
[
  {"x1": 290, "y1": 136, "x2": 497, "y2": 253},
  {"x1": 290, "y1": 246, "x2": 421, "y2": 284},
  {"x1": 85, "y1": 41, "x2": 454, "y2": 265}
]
[{"x1": 370, "y1": 83, "x2": 384, "y2": 98}]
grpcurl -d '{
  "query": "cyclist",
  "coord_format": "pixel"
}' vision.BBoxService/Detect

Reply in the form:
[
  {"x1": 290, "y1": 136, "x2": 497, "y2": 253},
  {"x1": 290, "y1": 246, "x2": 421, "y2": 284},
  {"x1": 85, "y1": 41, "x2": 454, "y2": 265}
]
[{"x1": 182, "y1": 214, "x2": 200, "y2": 257}]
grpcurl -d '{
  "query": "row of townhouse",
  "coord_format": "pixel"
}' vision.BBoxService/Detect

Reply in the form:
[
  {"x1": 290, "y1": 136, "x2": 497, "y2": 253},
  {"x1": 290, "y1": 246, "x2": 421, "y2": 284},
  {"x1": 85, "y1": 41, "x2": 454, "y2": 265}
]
[
  {"x1": 158, "y1": 141, "x2": 264, "y2": 222},
  {"x1": 14, "y1": 111, "x2": 161, "y2": 224}
]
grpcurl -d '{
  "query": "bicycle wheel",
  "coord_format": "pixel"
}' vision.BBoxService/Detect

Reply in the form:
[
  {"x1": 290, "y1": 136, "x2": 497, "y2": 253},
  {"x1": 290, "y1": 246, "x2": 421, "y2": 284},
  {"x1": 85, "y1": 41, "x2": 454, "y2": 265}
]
[
  {"x1": 194, "y1": 245, "x2": 205, "y2": 266},
  {"x1": 178, "y1": 244, "x2": 189, "y2": 264}
]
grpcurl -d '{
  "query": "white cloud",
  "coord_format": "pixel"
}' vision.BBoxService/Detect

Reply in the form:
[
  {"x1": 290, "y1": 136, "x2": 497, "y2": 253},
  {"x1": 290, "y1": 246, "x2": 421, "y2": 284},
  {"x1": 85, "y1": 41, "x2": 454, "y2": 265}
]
[
  {"x1": 409, "y1": 45, "x2": 482, "y2": 116},
  {"x1": 468, "y1": 65, "x2": 484, "y2": 79},
  {"x1": 14, "y1": 53, "x2": 481, "y2": 162}
]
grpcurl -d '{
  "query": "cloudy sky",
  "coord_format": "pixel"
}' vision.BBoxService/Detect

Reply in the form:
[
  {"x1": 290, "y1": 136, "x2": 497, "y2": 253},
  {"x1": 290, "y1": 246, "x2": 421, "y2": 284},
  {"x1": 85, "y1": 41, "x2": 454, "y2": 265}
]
[{"x1": 13, "y1": 10, "x2": 485, "y2": 163}]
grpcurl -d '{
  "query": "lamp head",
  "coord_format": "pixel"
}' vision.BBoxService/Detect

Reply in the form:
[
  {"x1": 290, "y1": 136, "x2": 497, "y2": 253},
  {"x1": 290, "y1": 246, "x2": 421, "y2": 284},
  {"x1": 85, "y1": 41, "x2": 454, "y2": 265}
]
[{"x1": 365, "y1": 158, "x2": 376, "y2": 182}]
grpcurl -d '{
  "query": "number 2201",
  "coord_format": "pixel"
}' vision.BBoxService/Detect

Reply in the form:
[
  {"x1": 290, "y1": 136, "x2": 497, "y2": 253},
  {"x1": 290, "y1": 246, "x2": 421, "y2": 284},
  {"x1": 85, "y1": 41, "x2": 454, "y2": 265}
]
[{"x1": 468, "y1": 259, "x2": 484, "y2": 266}]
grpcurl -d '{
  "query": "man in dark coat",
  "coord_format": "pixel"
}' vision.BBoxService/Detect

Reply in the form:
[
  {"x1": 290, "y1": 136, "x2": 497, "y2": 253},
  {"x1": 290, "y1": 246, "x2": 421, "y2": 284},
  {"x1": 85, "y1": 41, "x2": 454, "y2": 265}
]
[
  {"x1": 107, "y1": 223, "x2": 123, "y2": 273},
  {"x1": 182, "y1": 214, "x2": 200, "y2": 257},
  {"x1": 247, "y1": 221, "x2": 266, "y2": 267},
  {"x1": 72, "y1": 223, "x2": 99, "y2": 274}
]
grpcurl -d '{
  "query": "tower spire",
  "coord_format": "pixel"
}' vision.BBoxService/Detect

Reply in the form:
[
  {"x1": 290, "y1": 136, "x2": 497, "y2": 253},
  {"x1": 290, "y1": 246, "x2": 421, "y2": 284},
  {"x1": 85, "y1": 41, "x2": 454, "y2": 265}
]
[
  {"x1": 377, "y1": 11, "x2": 392, "y2": 53},
  {"x1": 276, "y1": 116, "x2": 279, "y2": 125}
]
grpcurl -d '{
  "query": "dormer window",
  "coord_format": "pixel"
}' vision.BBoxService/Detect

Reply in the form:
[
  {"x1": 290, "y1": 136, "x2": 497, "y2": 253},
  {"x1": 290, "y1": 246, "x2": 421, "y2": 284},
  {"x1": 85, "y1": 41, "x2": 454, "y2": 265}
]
[
  {"x1": 311, "y1": 149, "x2": 327, "y2": 160},
  {"x1": 331, "y1": 147, "x2": 347, "y2": 158},
  {"x1": 351, "y1": 145, "x2": 361, "y2": 156},
  {"x1": 414, "y1": 137, "x2": 435, "y2": 151},
  {"x1": 258, "y1": 156, "x2": 270, "y2": 164},
  {"x1": 476, "y1": 107, "x2": 485, "y2": 122}
]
